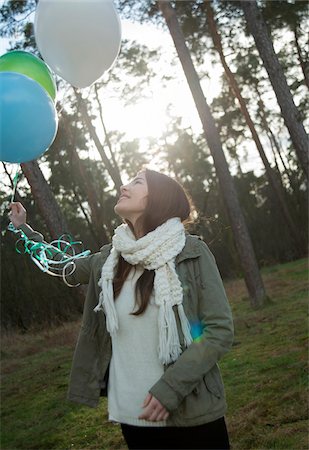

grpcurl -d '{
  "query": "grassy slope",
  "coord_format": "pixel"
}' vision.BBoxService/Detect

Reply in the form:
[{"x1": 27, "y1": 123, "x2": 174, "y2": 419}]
[{"x1": 1, "y1": 257, "x2": 308, "y2": 450}]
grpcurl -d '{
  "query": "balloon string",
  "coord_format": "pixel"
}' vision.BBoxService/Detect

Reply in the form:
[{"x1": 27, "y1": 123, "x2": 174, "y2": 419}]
[
  {"x1": 10, "y1": 167, "x2": 21, "y2": 203},
  {"x1": 57, "y1": 83, "x2": 72, "y2": 115},
  {"x1": 7, "y1": 223, "x2": 91, "y2": 287}
]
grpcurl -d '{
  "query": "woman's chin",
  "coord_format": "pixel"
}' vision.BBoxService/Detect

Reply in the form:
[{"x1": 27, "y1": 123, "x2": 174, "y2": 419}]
[{"x1": 114, "y1": 204, "x2": 127, "y2": 219}]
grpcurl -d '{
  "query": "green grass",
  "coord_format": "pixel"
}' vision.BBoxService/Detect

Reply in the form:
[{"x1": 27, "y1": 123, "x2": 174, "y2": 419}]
[{"x1": 1, "y1": 257, "x2": 308, "y2": 449}]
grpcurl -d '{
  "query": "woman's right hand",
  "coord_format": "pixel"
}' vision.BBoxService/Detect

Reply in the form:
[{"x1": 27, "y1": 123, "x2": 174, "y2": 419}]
[{"x1": 8, "y1": 202, "x2": 27, "y2": 228}]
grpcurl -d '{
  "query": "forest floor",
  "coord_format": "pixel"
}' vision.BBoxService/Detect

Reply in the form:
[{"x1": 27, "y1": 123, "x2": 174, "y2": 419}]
[{"x1": 1, "y1": 257, "x2": 308, "y2": 450}]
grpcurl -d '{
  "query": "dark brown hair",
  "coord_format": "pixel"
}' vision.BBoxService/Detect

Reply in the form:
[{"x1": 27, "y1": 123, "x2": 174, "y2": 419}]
[{"x1": 113, "y1": 168, "x2": 195, "y2": 315}]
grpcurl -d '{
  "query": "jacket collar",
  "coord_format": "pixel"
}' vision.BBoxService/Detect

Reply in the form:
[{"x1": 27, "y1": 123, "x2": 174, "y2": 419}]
[{"x1": 175, "y1": 234, "x2": 202, "y2": 265}]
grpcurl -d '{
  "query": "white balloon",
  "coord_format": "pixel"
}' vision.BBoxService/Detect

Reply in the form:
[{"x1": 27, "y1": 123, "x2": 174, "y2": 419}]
[{"x1": 34, "y1": 0, "x2": 122, "y2": 88}]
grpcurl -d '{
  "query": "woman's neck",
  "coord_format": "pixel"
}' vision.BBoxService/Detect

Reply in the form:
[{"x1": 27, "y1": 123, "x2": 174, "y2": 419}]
[
  {"x1": 133, "y1": 226, "x2": 144, "y2": 239},
  {"x1": 126, "y1": 219, "x2": 144, "y2": 240}
]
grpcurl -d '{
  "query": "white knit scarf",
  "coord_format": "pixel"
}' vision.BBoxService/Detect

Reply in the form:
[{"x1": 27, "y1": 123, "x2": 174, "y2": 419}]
[{"x1": 95, "y1": 217, "x2": 193, "y2": 365}]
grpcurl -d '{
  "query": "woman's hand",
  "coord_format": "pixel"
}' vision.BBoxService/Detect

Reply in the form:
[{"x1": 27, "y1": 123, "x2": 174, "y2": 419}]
[
  {"x1": 138, "y1": 393, "x2": 170, "y2": 422},
  {"x1": 8, "y1": 202, "x2": 27, "y2": 228}
]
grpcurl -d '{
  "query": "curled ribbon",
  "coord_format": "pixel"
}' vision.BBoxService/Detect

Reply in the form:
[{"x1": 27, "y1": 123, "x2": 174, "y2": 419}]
[{"x1": 7, "y1": 223, "x2": 91, "y2": 287}]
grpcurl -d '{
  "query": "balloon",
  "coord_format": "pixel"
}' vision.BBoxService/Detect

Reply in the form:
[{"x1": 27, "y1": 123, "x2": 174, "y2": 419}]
[
  {"x1": 34, "y1": 0, "x2": 122, "y2": 88},
  {"x1": 0, "y1": 50, "x2": 57, "y2": 101},
  {"x1": 0, "y1": 72, "x2": 58, "y2": 163}
]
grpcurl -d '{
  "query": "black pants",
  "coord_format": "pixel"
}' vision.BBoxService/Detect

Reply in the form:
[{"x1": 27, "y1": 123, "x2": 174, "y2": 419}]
[{"x1": 121, "y1": 417, "x2": 230, "y2": 450}]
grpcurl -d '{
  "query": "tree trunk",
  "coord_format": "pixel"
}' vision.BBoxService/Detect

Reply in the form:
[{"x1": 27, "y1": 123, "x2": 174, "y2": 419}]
[
  {"x1": 70, "y1": 146, "x2": 109, "y2": 245},
  {"x1": 71, "y1": 184, "x2": 101, "y2": 245},
  {"x1": 255, "y1": 89, "x2": 296, "y2": 191},
  {"x1": 241, "y1": 0, "x2": 309, "y2": 179},
  {"x1": 294, "y1": 25, "x2": 309, "y2": 90},
  {"x1": 20, "y1": 160, "x2": 87, "y2": 304},
  {"x1": 21, "y1": 160, "x2": 68, "y2": 239},
  {"x1": 205, "y1": 0, "x2": 303, "y2": 255},
  {"x1": 61, "y1": 110, "x2": 110, "y2": 246},
  {"x1": 268, "y1": 130, "x2": 283, "y2": 175},
  {"x1": 75, "y1": 91, "x2": 123, "y2": 192},
  {"x1": 158, "y1": 1, "x2": 268, "y2": 309},
  {"x1": 234, "y1": 150, "x2": 244, "y2": 177},
  {"x1": 94, "y1": 84, "x2": 120, "y2": 172}
]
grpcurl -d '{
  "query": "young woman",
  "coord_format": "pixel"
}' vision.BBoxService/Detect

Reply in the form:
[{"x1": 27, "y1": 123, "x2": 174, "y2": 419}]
[{"x1": 9, "y1": 168, "x2": 234, "y2": 450}]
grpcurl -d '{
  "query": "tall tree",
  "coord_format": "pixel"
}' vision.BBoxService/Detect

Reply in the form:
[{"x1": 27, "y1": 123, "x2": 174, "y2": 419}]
[
  {"x1": 241, "y1": 0, "x2": 309, "y2": 179},
  {"x1": 20, "y1": 161, "x2": 68, "y2": 239},
  {"x1": 262, "y1": 0, "x2": 309, "y2": 91},
  {"x1": 20, "y1": 160, "x2": 87, "y2": 304},
  {"x1": 205, "y1": 0, "x2": 303, "y2": 255},
  {"x1": 293, "y1": 25, "x2": 309, "y2": 90},
  {"x1": 74, "y1": 91, "x2": 123, "y2": 193},
  {"x1": 158, "y1": 1, "x2": 269, "y2": 309},
  {"x1": 254, "y1": 89, "x2": 296, "y2": 190},
  {"x1": 65, "y1": 121, "x2": 110, "y2": 246}
]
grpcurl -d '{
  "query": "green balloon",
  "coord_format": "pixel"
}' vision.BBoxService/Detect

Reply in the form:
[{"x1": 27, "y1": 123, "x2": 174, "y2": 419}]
[{"x1": 0, "y1": 51, "x2": 56, "y2": 101}]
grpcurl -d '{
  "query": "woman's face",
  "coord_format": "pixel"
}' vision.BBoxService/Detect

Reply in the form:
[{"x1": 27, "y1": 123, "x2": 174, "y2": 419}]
[{"x1": 114, "y1": 171, "x2": 148, "y2": 227}]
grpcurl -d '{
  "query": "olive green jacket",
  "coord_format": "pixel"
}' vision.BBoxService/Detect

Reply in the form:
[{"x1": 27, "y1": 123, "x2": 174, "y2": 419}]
[{"x1": 18, "y1": 223, "x2": 234, "y2": 427}]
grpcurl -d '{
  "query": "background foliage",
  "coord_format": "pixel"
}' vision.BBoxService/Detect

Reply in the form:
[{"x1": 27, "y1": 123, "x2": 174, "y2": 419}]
[{"x1": 0, "y1": 0, "x2": 308, "y2": 329}]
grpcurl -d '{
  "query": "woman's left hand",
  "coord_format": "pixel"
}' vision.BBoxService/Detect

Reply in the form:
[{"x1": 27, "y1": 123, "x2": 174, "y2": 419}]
[{"x1": 138, "y1": 393, "x2": 170, "y2": 421}]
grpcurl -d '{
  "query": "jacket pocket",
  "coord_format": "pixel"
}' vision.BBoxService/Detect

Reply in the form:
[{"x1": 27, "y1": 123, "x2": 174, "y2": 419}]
[
  {"x1": 171, "y1": 374, "x2": 224, "y2": 424},
  {"x1": 203, "y1": 364, "x2": 225, "y2": 399}
]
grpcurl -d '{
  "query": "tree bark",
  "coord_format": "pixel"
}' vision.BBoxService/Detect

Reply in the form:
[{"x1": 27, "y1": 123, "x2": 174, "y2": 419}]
[
  {"x1": 20, "y1": 160, "x2": 87, "y2": 304},
  {"x1": 62, "y1": 110, "x2": 110, "y2": 245},
  {"x1": 158, "y1": 1, "x2": 268, "y2": 308},
  {"x1": 20, "y1": 160, "x2": 68, "y2": 239},
  {"x1": 241, "y1": 0, "x2": 309, "y2": 179},
  {"x1": 71, "y1": 184, "x2": 100, "y2": 245},
  {"x1": 75, "y1": 91, "x2": 123, "y2": 192},
  {"x1": 255, "y1": 89, "x2": 295, "y2": 191},
  {"x1": 294, "y1": 25, "x2": 309, "y2": 91},
  {"x1": 70, "y1": 146, "x2": 109, "y2": 245},
  {"x1": 94, "y1": 84, "x2": 120, "y2": 172}
]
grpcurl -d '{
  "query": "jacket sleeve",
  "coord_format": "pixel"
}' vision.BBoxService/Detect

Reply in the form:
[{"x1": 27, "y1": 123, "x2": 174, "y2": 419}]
[
  {"x1": 149, "y1": 239, "x2": 234, "y2": 412},
  {"x1": 17, "y1": 223, "x2": 100, "y2": 286}
]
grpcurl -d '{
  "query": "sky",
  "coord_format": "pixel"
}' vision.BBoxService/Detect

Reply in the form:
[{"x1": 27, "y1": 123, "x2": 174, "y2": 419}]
[
  {"x1": 93, "y1": 20, "x2": 222, "y2": 140},
  {"x1": 79, "y1": 18, "x2": 265, "y2": 176}
]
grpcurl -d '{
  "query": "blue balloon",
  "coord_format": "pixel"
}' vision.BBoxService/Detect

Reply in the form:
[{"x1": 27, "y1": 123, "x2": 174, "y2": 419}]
[{"x1": 0, "y1": 71, "x2": 58, "y2": 163}]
